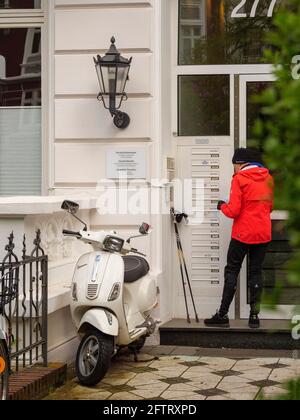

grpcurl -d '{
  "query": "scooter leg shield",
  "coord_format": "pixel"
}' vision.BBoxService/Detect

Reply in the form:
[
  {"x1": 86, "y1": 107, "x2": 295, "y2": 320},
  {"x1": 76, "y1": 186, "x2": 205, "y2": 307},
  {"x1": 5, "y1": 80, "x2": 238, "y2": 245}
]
[{"x1": 79, "y1": 309, "x2": 118, "y2": 337}]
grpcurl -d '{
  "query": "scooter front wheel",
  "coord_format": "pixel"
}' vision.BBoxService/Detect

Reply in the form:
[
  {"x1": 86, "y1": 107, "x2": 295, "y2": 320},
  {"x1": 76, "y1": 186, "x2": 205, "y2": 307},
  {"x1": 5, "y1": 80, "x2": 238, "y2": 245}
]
[
  {"x1": 0, "y1": 340, "x2": 9, "y2": 401},
  {"x1": 76, "y1": 330, "x2": 114, "y2": 387}
]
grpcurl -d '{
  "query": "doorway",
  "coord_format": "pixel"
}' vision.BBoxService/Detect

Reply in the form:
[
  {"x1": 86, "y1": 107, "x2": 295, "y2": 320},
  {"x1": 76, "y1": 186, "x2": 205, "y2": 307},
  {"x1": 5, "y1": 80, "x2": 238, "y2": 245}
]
[{"x1": 239, "y1": 74, "x2": 296, "y2": 320}]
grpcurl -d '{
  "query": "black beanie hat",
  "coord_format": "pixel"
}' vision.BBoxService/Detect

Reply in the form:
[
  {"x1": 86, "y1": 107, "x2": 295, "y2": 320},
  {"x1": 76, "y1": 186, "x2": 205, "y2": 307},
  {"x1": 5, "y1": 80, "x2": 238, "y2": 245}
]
[{"x1": 232, "y1": 148, "x2": 263, "y2": 165}]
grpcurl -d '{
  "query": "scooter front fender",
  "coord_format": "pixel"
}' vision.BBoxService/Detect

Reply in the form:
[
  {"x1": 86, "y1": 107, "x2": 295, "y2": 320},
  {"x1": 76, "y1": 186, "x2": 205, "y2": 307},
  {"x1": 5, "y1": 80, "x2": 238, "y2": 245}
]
[{"x1": 79, "y1": 309, "x2": 118, "y2": 337}]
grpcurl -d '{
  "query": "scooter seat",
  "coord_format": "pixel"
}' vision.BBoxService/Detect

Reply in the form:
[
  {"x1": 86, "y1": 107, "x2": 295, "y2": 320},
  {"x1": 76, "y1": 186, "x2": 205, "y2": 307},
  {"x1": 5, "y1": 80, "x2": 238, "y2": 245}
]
[{"x1": 122, "y1": 256, "x2": 150, "y2": 283}]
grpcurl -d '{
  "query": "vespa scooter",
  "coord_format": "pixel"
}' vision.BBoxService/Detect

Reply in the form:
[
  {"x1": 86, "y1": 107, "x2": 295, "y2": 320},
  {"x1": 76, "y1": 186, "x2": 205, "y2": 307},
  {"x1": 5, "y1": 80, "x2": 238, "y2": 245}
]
[{"x1": 61, "y1": 200, "x2": 159, "y2": 386}]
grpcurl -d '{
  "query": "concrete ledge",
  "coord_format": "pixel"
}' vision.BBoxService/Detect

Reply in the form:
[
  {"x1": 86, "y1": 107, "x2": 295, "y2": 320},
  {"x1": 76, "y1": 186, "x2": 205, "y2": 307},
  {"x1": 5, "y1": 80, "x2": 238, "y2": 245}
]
[{"x1": 0, "y1": 196, "x2": 97, "y2": 216}]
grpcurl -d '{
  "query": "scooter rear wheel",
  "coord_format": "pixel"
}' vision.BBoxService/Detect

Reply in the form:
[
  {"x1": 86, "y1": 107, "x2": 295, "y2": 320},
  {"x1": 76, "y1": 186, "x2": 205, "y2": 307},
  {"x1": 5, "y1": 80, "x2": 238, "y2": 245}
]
[
  {"x1": 76, "y1": 330, "x2": 114, "y2": 387},
  {"x1": 0, "y1": 340, "x2": 9, "y2": 401}
]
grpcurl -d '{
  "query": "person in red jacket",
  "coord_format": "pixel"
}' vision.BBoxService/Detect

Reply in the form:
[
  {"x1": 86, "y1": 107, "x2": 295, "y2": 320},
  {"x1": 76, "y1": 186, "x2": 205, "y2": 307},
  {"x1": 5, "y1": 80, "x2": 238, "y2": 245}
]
[{"x1": 205, "y1": 148, "x2": 274, "y2": 329}]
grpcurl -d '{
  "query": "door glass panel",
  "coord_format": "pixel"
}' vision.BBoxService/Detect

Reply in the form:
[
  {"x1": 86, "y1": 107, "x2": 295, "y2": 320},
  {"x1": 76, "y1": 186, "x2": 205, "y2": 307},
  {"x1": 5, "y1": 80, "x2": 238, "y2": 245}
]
[
  {"x1": 179, "y1": 0, "x2": 282, "y2": 65},
  {"x1": 248, "y1": 221, "x2": 298, "y2": 305},
  {"x1": 246, "y1": 81, "x2": 273, "y2": 143},
  {"x1": 245, "y1": 80, "x2": 298, "y2": 306},
  {"x1": 0, "y1": 27, "x2": 41, "y2": 196},
  {"x1": 178, "y1": 75, "x2": 230, "y2": 136},
  {"x1": 0, "y1": 0, "x2": 41, "y2": 9}
]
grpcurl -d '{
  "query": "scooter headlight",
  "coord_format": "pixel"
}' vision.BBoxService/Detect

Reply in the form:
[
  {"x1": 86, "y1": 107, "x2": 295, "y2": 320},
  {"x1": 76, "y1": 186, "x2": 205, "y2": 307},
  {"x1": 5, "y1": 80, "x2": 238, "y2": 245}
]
[{"x1": 103, "y1": 236, "x2": 124, "y2": 253}]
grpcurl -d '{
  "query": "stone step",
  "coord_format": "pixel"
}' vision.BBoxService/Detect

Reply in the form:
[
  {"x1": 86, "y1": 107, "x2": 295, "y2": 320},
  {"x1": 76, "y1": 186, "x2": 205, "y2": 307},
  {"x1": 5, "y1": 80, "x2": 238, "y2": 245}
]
[{"x1": 159, "y1": 319, "x2": 300, "y2": 350}]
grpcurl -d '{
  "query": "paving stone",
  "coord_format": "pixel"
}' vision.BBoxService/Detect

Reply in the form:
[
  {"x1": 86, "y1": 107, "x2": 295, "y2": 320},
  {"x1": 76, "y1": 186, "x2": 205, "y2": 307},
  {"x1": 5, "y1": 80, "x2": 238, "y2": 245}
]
[
  {"x1": 212, "y1": 370, "x2": 242, "y2": 378},
  {"x1": 132, "y1": 384, "x2": 168, "y2": 399},
  {"x1": 109, "y1": 392, "x2": 143, "y2": 400},
  {"x1": 149, "y1": 346, "x2": 176, "y2": 356},
  {"x1": 161, "y1": 390, "x2": 206, "y2": 400},
  {"x1": 46, "y1": 349, "x2": 298, "y2": 401},
  {"x1": 171, "y1": 347, "x2": 200, "y2": 356},
  {"x1": 249, "y1": 379, "x2": 281, "y2": 388},
  {"x1": 166, "y1": 383, "x2": 199, "y2": 393},
  {"x1": 182, "y1": 369, "x2": 222, "y2": 384},
  {"x1": 127, "y1": 372, "x2": 165, "y2": 387},
  {"x1": 258, "y1": 385, "x2": 287, "y2": 399},
  {"x1": 102, "y1": 371, "x2": 136, "y2": 386},
  {"x1": 151, "y1": 365, "x2": 188, "y2": 378},
  {"x1": 150, "y1": 358, "x2": 185, "y2": 368},
  {"x1": 160, "y1": 377, "x2": 191, "y2": 385},
  {"x1": 120, "y1": 366, "x2": 159, "y2": 374},
  {"x1": 218, "y1": 377, "x2": 258, "y2": 392},
  {"x1": 98, "y1": 384, "x2": 136, "y2": 394},
  {"x1": 269, "y1": 368, "x2": 299, "y2": 382},
  {"x1": 195, "y1": 388, "x2": 228, "y2": 397},
  {"x1": 239, "y1": 368, "x2": 272, "y2": 382},
  {"x1": 179, "y1": 361, "x2": 209, "y2": 368},
  {"x1": 171, "y1": 394, "x2": 206, "y2": 401},
  {"x1": 199, "y1": 357, "x2": 236, "y2": 371},
  {"x1": 226, "y1": 391, "x2": 259, "y2": 401},
  {"x1": 78, "y1": 391, "x2": 112, "y2": 400},
  {"x1": 263, "y1": 363, "x2": 289, "y2": 370},
  {"x1": 186, "y1": 375, "x2": 221, "y2": 390}
]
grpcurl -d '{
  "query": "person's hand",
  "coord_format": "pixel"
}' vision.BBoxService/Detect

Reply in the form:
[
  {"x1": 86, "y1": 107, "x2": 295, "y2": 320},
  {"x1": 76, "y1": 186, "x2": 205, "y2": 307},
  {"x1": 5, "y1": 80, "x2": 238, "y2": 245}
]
[{"x1": 217, "y1": 200, "x2": 226, "y2": 210}]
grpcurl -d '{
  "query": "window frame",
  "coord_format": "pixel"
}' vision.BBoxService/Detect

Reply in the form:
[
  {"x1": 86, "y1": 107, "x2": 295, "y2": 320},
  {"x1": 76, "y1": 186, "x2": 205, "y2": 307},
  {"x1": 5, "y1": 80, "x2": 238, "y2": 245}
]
[
  {"x1": 171, "y1": 0, "x2": 273, "y2": 141},
  {"x1": 0, "y1": 0, "x2": 44, "y2": 17},
  {"x1": 0, "y1": 0, "x2": 48, "y2": 196}
]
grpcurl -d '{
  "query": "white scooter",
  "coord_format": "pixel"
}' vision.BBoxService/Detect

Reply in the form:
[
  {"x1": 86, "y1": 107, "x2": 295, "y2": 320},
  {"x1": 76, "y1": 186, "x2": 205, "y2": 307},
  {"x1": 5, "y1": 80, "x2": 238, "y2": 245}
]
[{"x1": 61, "y1": 201, "x2": 159, "y2": 386}]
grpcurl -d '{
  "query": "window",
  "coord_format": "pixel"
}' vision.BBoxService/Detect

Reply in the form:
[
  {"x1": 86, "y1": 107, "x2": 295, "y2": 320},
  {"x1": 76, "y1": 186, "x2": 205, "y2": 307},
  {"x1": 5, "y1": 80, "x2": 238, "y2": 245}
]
[
  {"x1": 179, "y1": 0, "x2": 281, "y2": 65},
  {"x1": 0, "y1": 0, "x2": 41, "y2": 9},
  {"x1": 178, "y1": 75, "x2": 230, "y2": 136},
  {"x1": 0, "y1": 2, "x2": 44, "y2": 196},
  {"x1": 246, "y1": 80, "x2": 273, "y2": 143}
]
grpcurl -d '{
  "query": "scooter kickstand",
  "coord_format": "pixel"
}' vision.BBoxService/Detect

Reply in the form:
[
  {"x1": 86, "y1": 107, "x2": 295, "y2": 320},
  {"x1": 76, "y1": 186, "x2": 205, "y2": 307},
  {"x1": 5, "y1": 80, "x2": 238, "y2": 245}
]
[{"x1": 132, "y1": 348, "x2": 138, "y2": 363}]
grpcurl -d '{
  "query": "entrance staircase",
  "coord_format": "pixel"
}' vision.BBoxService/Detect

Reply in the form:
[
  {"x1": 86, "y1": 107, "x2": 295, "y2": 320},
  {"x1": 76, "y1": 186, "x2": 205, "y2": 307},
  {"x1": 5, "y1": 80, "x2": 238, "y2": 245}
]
[{"x1": 159, "y1": 319, "x2": 300, "y2": 350}]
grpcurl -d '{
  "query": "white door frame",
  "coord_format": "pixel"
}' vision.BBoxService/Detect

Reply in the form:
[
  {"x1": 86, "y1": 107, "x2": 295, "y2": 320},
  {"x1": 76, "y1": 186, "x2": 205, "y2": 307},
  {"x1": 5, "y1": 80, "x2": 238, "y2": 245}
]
[
  {"x1": 170, "y1": 0, "x2": 291, "y2": 319},
  {"x1": 239, "y1": 74, "x2": 293, "y2": 320}
]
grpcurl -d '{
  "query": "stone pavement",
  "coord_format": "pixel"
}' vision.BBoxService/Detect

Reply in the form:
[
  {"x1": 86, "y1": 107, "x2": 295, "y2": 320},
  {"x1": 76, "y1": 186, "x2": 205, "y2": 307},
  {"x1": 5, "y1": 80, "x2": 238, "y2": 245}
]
[{"x1": 46, "y1": 346, "x2": 300, "y2": 401}]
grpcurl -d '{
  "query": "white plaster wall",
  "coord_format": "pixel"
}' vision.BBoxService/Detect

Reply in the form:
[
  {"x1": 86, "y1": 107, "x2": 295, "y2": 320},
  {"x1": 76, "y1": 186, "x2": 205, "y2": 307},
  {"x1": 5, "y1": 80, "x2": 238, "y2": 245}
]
[
  {"x1": 52, "y1": 0, "x2": 157, "y2": 191},
  {"x1": 0, "y1": 0, "x2": 169, "y2": 364},
  {"x1": 50, "y1": 0, "x2": 168, "y2": 351}
]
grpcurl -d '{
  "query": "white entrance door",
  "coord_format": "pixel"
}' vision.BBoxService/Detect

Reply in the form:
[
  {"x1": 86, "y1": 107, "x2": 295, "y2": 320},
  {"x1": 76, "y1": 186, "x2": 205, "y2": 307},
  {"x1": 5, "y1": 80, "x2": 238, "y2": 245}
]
[
  {"x1": 172, "y1": 72, "x2": 235, "y2": 320},
  {"x1": 239, "y1": 74, "x2": 295, "y2": 320}
]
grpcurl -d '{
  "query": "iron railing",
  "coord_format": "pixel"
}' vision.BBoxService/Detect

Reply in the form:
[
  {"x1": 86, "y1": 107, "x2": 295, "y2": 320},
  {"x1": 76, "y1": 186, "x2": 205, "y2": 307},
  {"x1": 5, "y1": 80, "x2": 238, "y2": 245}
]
[{"x1": 0, "y1": 230, "x2": 48, "y2": 371}]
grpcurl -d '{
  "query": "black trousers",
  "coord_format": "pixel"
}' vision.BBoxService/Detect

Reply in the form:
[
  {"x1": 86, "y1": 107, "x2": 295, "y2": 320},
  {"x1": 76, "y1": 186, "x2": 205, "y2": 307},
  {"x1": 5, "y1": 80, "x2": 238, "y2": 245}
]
[{"x1": 220, "y1": 239, "x2": 269, "y2": 316}]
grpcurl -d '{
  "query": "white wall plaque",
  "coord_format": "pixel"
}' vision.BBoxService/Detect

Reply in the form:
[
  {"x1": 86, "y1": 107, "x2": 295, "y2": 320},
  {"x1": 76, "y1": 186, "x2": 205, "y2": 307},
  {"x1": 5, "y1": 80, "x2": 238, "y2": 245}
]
[{"x1": 106, "y1": 149, "x2": 147, "y2": 179}]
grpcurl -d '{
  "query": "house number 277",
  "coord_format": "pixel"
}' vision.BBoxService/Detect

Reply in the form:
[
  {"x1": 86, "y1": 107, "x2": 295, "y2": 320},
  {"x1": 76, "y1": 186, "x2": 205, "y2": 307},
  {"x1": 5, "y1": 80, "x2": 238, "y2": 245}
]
[{"x1": 231, "y1": 0, "x2": 278, "y2": 18}]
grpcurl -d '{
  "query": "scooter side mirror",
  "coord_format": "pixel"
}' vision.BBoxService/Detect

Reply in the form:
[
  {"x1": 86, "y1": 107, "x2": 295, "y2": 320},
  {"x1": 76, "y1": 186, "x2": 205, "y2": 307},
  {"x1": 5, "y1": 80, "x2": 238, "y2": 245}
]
[
  {"x1": 61, "y1": 200, "x2": 88, "y2": 231},
  {"x1": 139, "y1": 223, "x2": 150, "y2": 235},
  {"x1": 61, "y1": 200, "x2": 80, "y2": 215}
]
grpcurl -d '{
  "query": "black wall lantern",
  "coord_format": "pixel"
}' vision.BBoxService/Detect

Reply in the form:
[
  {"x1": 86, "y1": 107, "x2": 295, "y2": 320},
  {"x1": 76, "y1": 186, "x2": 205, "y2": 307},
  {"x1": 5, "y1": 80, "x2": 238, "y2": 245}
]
[{"x1": 94, "y1": 37, "x2": 132, "y2": 129}]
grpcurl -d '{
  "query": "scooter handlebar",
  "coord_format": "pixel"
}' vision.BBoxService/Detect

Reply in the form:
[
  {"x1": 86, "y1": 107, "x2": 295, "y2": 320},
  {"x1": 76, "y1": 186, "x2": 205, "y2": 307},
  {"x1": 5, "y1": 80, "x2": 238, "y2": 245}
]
[{"x1": 62, "y1": 229, "x2": 82, "y2": 238}]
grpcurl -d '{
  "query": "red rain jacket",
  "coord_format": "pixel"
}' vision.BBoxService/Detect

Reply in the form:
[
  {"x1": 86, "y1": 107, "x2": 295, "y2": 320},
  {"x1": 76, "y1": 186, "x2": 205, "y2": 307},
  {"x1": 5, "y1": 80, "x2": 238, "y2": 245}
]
[{"x1": 220, "y1": 166, "x2": 274, "y2": 244}]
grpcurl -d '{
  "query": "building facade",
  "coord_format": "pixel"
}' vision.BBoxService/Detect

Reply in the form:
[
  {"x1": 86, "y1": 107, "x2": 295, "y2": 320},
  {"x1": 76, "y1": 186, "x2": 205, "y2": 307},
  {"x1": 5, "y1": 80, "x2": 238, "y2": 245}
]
[{"x1": 0, "y1": 0, "x2": 296, "y2": 362}]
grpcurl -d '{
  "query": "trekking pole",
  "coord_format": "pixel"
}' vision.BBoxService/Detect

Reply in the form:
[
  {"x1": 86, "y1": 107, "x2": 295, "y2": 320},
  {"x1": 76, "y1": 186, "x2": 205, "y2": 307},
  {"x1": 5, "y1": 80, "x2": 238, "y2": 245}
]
[
  {"x1": 172, "y1": 209, "x2": 200, "y2": 323},
  {"x1": 176, "y1": 223, "x2": 200, "y2": 324},
  {"x1": 171, "y1": 208, "x2": 191, "y2": 324}
]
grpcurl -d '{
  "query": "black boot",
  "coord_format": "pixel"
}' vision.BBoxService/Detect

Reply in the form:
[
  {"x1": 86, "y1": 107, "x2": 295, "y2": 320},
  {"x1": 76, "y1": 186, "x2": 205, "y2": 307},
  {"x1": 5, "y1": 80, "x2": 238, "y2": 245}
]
[
  {"x1": 204, "y1": 312, "x2": 230, "y2": 328},
  {"x1": 249, "y1": 313, "x2": 260, "y2": 329}
]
